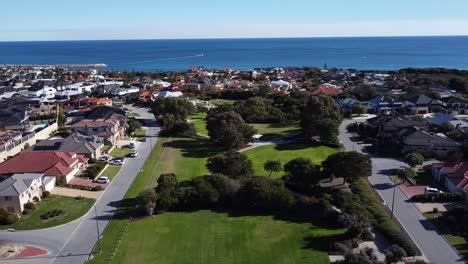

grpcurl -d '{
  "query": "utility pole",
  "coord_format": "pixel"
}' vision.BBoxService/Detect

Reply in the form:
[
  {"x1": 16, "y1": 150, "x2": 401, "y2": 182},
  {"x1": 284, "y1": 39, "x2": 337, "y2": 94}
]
[
  {"x1": 94, "y1": 205, "x2": 102, "y2": 253},
  {"x1": 391, "y1": 181, "x2": 397, "y2": 219}
]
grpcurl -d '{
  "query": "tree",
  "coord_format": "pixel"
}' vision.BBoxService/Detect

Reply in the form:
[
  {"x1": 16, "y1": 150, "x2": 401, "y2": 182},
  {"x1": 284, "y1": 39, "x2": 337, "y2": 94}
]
[
  {"x1": 151, "y1": 97, "x2": 195, "y2": 121},
  {"x1": 206, "y1": 151, "x2": 254, "y2": 179},
  {"x1": 57, "y1": 106, "x2": 65, "y2": 128},
  {"x1": 161, "y1": 113, "x2": 176, "y2": 131},
  {"x1": 403, "y1": 152, "x2": 424, "y2": 168},
  {"x1": 322, "y1": 152, "x2": 372, "y2": 184},
  {"x1": 384, "y1": 245, "x2": 407, "y2": 264},
  {"x1": 137, "y1": 189, "x2": 157, "y2": 216},
  {"x1": 155, "y1": 174, "x2": 179, "y2": 211},
  {"x1": 283, "y1": 158, "x2": 322, "y2": 186},
  {"x1": 449, "y1": 77, "x2": 466, "y2": 92},
  {"x1": 206, "y1": 111, "x2": 256, "y2": 150},
  {"x1": 300, "y1": 95, "x2": 342, "y2": 143},
  {"x1": 156, "y1": 173, "x2": 179, "y2": 193},
  {"x1": 238, "y1": 176, "x2": 295, "y2": 211},
  {"x1": 264, "y1": 160, "x2": 282, "y2": 178},
  {"x1": 127, "y1": 119, "x2": 142, "y2": 136},
  {"x1": 232, "y1": 97, "x2": 285, "y2": 123}
]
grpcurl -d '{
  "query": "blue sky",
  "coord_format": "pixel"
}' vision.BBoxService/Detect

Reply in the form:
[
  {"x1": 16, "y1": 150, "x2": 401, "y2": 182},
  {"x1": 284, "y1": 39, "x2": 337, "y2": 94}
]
[{"x1": 2, "y1": 0, "x2": 468, "y2": 41}]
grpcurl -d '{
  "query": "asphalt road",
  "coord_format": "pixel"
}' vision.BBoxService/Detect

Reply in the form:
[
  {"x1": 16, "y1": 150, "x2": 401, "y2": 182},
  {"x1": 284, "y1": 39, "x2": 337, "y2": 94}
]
[
  {"x1": 0, "y1": 105, "x2": 159, "y2": 264},
  {"x1": 339, "y1": 119, "x2": 463, "y2": 264}
]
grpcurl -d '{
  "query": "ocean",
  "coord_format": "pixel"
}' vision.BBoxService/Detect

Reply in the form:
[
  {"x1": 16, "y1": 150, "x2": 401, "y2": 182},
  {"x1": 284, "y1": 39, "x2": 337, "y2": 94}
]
[{"x1": 0, "y1": 36, "x2": 468, "y2": 71}]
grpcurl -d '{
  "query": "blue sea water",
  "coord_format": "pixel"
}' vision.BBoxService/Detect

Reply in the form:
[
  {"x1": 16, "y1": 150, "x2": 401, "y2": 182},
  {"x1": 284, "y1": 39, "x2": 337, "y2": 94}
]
[{"x1": 0, "y1": 36, "x2": 468, "y2": 71}]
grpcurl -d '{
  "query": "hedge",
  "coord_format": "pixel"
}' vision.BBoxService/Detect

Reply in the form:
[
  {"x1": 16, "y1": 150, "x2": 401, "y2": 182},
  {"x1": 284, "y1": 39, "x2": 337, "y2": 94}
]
[
  {"x1": 410, "y1": 193, "x2": 464, "y2": 203},
  {"x1": 350, "y1": 178, "x2": 417, "y2": 256}
]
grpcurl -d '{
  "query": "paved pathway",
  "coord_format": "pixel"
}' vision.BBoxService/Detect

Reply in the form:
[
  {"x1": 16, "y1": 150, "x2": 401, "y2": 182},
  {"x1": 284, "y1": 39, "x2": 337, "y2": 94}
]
[
  {"x1": 339, "y1": 119, "x2": 463, "y2": 264},
  {"x1": 0, "y1": 105, "x2": 159, "y2": 264}
]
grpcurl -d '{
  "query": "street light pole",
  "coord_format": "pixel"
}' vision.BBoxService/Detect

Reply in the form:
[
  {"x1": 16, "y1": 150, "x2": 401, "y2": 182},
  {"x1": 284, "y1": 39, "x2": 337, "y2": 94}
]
[
  {"x1": 94, "y1": 205, "x2": 102, "y2": 253},
  {"x1": 391, "y1": 182, "x2": 396, "y2": 219}
]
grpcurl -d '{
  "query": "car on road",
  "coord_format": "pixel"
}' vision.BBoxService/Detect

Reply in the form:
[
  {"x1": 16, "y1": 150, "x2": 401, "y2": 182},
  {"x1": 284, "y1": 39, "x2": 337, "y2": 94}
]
[
  {"x1": 110, "y1": 158, "x2": 124, "y2": 166},
  {"x1": 94, "y1": 176, "x2": 110, "y2": 184},
  {"x1": 98, "y1": 156, "x2": 112, "y2": 162},
  {"x1": 129, "y1": 151, "x2": 139, "y2": 158},
  {"x1": 425, "y1": 187, "x2": 442, "y2": 194}
]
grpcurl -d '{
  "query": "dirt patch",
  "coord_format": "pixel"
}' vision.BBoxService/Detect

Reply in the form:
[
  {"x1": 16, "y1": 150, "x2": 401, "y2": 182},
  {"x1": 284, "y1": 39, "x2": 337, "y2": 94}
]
[{"x1": 0, "y1": 243, "x2": 47, "y2": 259}]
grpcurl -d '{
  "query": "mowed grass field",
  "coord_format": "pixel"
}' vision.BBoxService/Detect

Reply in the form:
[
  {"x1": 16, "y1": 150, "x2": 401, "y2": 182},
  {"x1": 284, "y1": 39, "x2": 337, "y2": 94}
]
[
  {"x1": 189, "y1": 113, "x2": 209, "y2": 136},
  {"x1": 251, "y1": 122, "x2": 301, "y2": 141},
  {"x1": 245, "y1": 143, "x2": 339, "y2": 178},
  {"x1": 90, "y1": 137, "x2": 342, "y2": 264},
  {"x1": 112, "y1": 210, "x2": 344, "y2": 264}
]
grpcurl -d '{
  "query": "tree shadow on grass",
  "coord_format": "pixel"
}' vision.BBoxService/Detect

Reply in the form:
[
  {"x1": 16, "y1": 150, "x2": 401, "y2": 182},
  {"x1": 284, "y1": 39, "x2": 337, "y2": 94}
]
[
  {"x1": 162, "y1": 138, "x2": 222, "y2": 158},
  {"x1": 302, "y1": 232, "x2": 347, "y2": 252}
]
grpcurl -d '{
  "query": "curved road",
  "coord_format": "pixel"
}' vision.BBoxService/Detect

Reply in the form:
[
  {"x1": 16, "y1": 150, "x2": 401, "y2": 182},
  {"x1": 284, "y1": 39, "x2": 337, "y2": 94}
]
[
  {"x1": 0, "y1": 105, "x2": 159, "y2": 264},
  {"x1": 340, "y1": 119, "x2": 463, "y2": 264}
]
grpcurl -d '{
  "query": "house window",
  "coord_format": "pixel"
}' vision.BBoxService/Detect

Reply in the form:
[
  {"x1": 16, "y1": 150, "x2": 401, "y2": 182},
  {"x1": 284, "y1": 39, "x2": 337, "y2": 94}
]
[
  {"x1": 93, "y1": 128, "x2": 98, "y2": 132},
  {"x1": 4, "y1": 196, "x2": 12, "y2": 201}
]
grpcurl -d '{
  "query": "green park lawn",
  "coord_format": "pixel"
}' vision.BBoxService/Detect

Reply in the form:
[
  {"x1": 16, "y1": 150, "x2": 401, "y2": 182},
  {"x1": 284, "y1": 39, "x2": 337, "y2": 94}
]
[
  {"x1": 244, "y1": 143, "x2": 339, "y2": 178},
  {"x1": 101, "y1": 165, "x2": 121, "y2": 180},
  {"x1": 2, "y1": 195, "x2": 94, "y2": 230},
  {"x1": 210, "y1": 99, "x2": 237, "y2": 105},
  {"x1": 110, "y1": 147, "x2": 134, "y2": 158},
  {"x1": 112, "y1": 210, "x2": 344, "y2": 264},
  {"x1": 251, "y1": 123, "x2": 301, "y2": 141},
  {"x1": 90, "y1": 137, "x2": 343, "y2": 264},
  {"x1": 189, "y1": 113, "x2": 209, "y2": 136}
]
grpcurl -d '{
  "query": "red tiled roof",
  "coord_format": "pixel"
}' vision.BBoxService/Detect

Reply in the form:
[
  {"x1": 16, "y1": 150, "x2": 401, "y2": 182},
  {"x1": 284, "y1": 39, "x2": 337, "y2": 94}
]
[
  {"x1": 0, "y1": 152, "x2": 88, "y2": 176},
  {"x1": 433, "y1": 162, "x2": 468, "y2": 190},
  {"x1": 90, "y1": 97, "x2": 112, "y2": 104},
  {"x1": 311, "y1": 85, "x2": 342, "y2": 96}
]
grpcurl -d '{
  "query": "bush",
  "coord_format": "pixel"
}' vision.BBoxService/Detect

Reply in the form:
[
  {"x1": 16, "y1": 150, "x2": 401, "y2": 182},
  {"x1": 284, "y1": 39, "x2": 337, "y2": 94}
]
[
  {"x1": 33, "y1": 196, "x2": 40, "y2": 202},
  {"x1": 57, "y1": 176, "x2": 67, "y2": 186},
  {"x1": 24, "y1": 202, "x2": 36, "y2": 211},
  {"x1": 40, "y1": 210, "x2": 65, "y2": 220},
  {"x1": 410, "y1": 193, "x2": 464, "y2": 203},
  {"x1": 42, "y1": 191, "x2": 50, "y2": 198},
  {"x1": 5, "y1": 214, "x2": 19, "y2": 225},
  {"x1": 91, "y1": 186, "x2": 103, "y2": 191}
]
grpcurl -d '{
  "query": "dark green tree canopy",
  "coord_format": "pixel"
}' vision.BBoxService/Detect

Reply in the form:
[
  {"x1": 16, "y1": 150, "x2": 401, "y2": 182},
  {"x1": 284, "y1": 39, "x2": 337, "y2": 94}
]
[
  {"x1": 151, "y1": 97, "x2": 195, "y2": 121},
  {"x1": 238, "y1": 176, "x2": 295, "y2": 211},
  {"x1": 233, "y1": 97, "x2": 285, "y2": 123},
  {"x1": 264, "y1": 160, "x2": 282, "y2": 177},
  {"x1": 403, "y1": 152, "x2": 424, "y2": 168},
  {"x1": 322, "y1": 151, "x2": 372, "y2": 183},
  {"x1": 156, "y1": 173, "x2": 179, "y2": 193},
  {"x1": 206, "y1": 151, "x2": 254, "y2": 179},
  {"x1": 283, "y1": 157, "x2": 322, "y2": 186},
  {"x1": 206, "y1": 111, "x2": 256, "y2": 150}
]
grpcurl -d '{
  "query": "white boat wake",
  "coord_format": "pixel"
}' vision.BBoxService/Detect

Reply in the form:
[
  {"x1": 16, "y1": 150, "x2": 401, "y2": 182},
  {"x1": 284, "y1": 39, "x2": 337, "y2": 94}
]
[{"x1": 119, "y1": 53, "x2": 205, "y2": 66}]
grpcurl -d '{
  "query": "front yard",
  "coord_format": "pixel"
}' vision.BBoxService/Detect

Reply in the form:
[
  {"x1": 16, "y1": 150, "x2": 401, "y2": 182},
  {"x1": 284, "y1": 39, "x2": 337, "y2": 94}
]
[
  {"x1": 1, "y1": 195, "x2": 95, "y2": 230},
  {"x1": 110, "y1": 147, "x2": 134, "y2": 158},
  {"x1": 101, "y1": 165, "x2": 122, "y2": 180}
]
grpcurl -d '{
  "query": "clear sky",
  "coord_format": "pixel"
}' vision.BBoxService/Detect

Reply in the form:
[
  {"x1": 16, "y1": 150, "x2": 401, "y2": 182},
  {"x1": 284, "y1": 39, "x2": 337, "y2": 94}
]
[{"x1": 2, "y1": 0, "x2": 468, "y2": 41}]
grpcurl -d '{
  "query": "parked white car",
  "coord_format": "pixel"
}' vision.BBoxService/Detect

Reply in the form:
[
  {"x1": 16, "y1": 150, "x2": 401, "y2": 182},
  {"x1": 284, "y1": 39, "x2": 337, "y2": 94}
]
[
  {"x1": 94, "y1": 176, "x2": 110, "y2": 184},
  {"x1": 130, "y1": 151, "x2": 139, "y2": 158},
  {"x1": 110, "y1": 159, "x2": 124, "y2": 166},
  {"x1": 98, "y1": 156, "x2": 112, "y2": 162},
  {"x1": 425, "y1": 187, "x2": 442, "y2": 194}
]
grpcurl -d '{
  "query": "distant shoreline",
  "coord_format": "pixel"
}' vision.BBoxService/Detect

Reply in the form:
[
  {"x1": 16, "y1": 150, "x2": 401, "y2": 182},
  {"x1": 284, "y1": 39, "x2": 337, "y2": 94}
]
[{"x1": 0, "y1": 63, "x2": 107, "y2": 68}]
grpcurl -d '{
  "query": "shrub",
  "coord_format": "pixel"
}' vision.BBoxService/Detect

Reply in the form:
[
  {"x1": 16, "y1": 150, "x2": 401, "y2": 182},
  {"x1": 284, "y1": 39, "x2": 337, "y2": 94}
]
[
  {"x1": 91, "y1": 186, "x2": 103, "y2": 191},
  {"x1": 5, "y1": 214, "x2": 19, "y2": 225},
  {"x1": 40, "y1": 210, "x2": 65, "y2": 220},
  {"x1": 23, "y1": 208, "x2": 33, "y2": 215},
  {"x1": 24, "y1": 202, "x2": 36, "y2": 211},
  {"x1": 0, "y1": 208, "x2": 9, "y2": 225},
  {"x1": 57, "y1": 176, "x2": 67, "y2": 186},
  {"x1": 33, "y1": 196, "x2": 40, "y2": 203},
  {"x1": 42, "y1": 191, "x2": 50, "y2": 198}
]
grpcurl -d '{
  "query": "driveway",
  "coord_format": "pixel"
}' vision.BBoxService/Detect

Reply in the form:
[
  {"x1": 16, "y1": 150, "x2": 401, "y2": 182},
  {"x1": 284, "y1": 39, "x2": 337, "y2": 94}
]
[
  {"x1": 339, "y1": 119, "x2": 463, "y2": 264},
  {"x1": 0, "y1": 105, "x2": 160, "y2": 264}
]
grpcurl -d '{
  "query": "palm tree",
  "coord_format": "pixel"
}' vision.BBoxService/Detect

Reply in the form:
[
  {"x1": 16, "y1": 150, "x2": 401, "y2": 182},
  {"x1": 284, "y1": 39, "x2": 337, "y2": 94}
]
[{"x1": 264, "y1": 160, "x2": 282, "y2": 178}]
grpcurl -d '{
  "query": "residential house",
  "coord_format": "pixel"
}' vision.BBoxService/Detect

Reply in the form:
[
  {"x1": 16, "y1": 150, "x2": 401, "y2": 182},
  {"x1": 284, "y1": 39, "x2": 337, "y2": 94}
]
[
  {"x1": 366, "y1": 115, "x2": 428, "y2": 135},
  {"x1": 398, "y1": 126, "x2": 461, "y2": 157},
  {"x1": 0, "y1": 173, "x2": 50, "y2": 214},
  {"x1": 432, "y1": 162, "x2": 468, "y2": 192},
  {"x1": 153, "y1": 90, "x2": 183, "y2": 99},
  {"x1": 335, "y1": 98, "x2": 362, "y2": 113},
  {"x1": 68, "y1": 106, "x2": 126, "y2": 145},
  {"x1": 0, "y1": 151, "x2": 88, "y2": 183},
  {"x1": 442, "y1": 96, "x2": 468, "y2": 115},
  {"x1": 311, "y1": 84, "x2": 342, "y2": 96},
  {"x1": 0, "y1": 109, "x2": 29, "y2": 131},
  {"x1": 366, "y1": 96, "x2": 403, "y2": 114},
  {"x1": 90, "y1": 97, "x2": 113, "y2": 107},
  {"x1": 404, "y1": 94, "x2": 435, "y2": 114},
  {"x1": 139, "y1": 90, "x2": 156, "y2": 104},
  {"x1": 0, "y1": 130, "x2": 22, "y2": 149},
  {"x1": 27, "y1": 133, "x2": 104, "y2": 159}
]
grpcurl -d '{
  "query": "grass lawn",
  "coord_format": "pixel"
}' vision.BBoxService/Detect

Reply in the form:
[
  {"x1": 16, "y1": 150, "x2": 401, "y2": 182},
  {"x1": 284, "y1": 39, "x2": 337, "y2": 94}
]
[
  {"x1": 135, "y1": 128, "x2": 147, "y2": 137},
  {"x1": 251, "y1": 123, "x2": 300, "y2": 141},
  {"x1": 101, "y1": 145, "x2": 111, "y2": 154},
  {"x1": 111, "y1": 210, "x2": 344, "y2": 264},
  {"x1": 2, "y1": 195, "x2": 94, "y2": 230},
  {"x1": 210, "y1": 99, "x2": 237, "y2": 105},
  {"x1": 245, "y1": 143, "x2": 339, "y2": 178},
  {"x1": 101, "y1": 165, "x2": 121, "y2": 180},
  {"x1": 189, "y1": 113, "x2": 209, "y2": 136},
  {"x1": 110, "y1": 148, "x2": 134, "y2": 158},
  {"x1": 147, "y1": 137, "x2": 221, "y2": 185}
]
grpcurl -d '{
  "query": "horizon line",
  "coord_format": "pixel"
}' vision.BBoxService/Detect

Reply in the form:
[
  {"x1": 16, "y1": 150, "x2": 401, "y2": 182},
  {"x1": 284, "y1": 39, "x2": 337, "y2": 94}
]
[{"x1": 1, "y1": 34, "x2": 468, "y2": 43}]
